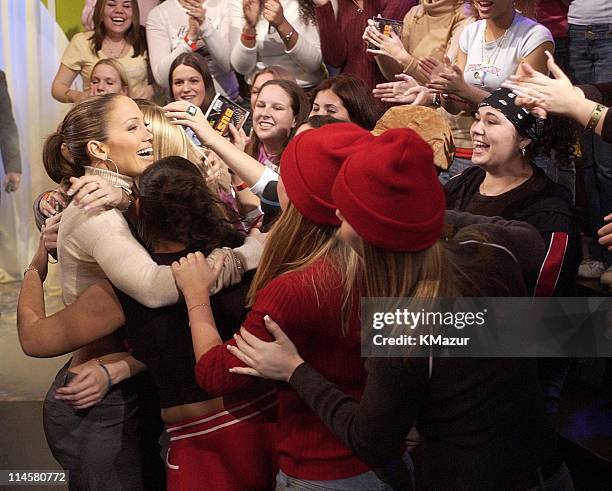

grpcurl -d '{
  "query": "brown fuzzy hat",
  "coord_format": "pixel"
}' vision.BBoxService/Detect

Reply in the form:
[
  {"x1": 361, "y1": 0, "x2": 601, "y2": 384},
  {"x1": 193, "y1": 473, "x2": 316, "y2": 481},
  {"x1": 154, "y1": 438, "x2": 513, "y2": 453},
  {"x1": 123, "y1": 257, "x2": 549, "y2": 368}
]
[{"x1": 371, "y1": 105, "x2": 455, "y2": 171}]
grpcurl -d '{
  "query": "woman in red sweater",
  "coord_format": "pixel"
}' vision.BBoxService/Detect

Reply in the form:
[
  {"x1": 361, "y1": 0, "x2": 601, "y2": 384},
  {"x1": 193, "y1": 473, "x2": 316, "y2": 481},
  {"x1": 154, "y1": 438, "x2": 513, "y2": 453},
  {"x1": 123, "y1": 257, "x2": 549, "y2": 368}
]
[
  {"x1": 314, "y1": 0, "x2": 414, "y2": 90},
  {"x1": 170, "y1": 120, "x2": 407, "y2": 489}
]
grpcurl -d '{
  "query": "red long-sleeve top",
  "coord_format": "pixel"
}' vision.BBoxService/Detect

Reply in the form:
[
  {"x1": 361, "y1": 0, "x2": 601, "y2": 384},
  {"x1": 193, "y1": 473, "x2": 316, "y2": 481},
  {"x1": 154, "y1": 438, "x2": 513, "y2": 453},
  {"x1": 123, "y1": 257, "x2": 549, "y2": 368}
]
[
  {"x1": 315, "y1": 0, "x2": 416, "y2": 90},
  {"x1": 195, "y1": 259, "x2": 375, "y2": 480}
]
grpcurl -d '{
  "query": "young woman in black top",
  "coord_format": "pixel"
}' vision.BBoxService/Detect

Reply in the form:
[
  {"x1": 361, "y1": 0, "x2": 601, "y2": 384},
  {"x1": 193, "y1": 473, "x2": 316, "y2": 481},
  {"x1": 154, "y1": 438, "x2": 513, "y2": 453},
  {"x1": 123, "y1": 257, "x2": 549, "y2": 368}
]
[
  {"x1": 224, "y1": 128, "x2": 574, "y2": 490},
  {"x1": 18, "y1": 157, "x2": 276, "y2": 491}
]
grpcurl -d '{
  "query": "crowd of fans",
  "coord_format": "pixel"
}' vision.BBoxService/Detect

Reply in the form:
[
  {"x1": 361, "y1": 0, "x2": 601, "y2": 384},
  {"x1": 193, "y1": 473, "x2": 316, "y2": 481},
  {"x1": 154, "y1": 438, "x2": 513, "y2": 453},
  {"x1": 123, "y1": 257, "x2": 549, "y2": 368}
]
[{"x1": 11, "y1": 0, "x2": 612, "y2": 489}]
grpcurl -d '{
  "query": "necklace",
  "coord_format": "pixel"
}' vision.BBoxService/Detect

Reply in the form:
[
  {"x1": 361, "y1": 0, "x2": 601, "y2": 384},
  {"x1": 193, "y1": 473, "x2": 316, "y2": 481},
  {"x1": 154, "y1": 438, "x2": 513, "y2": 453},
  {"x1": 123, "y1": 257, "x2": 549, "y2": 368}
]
[
  {"x1": 103, "y1": 38, "x2": 128, "y2": 58},
  {"x1": 349, "y1": 0, "x2": 364, "y2": 14},
  {"x1": 474, "y1": 20, "x2": 511, "y2": 83}
]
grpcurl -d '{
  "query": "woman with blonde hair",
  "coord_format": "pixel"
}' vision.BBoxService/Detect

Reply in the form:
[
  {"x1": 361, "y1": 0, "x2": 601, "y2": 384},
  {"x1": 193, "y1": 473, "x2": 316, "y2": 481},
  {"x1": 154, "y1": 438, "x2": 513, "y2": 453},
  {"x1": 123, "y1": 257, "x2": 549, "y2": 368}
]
[
  {"x1": 170, "y1": 121, "x2": 408, "y2": 489},
  {"x1": 89, "y1": 58, "x2": 130, "y2": 96},
  {"x1": 138, "y1": 99, "x2": 260, "y2": 228},
  {"x1": 222, "y1": 128, "x2": 574, "y2": 490}
]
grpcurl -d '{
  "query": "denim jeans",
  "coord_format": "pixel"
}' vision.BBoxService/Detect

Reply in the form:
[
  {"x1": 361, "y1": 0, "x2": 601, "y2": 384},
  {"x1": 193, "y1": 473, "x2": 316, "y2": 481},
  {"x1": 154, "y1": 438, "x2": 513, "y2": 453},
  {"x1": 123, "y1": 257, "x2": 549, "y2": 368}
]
[
  {"x1": 275, "y1": 453, "x2": 413, "y2": 491},
  {"x1": 569, "y1": 23, "x2": 612, "y2": 264},
  {"x1": 275, "y1": 469, "x2": 405, "y2": 491}
]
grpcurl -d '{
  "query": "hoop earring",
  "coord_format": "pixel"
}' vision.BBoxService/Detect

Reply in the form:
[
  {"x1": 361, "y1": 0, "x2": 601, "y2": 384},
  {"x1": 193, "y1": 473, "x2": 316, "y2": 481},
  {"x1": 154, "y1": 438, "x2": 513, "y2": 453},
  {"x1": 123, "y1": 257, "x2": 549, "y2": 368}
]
[{"x1": 94, "y1": 157, "x2": 119, "y2": 174}]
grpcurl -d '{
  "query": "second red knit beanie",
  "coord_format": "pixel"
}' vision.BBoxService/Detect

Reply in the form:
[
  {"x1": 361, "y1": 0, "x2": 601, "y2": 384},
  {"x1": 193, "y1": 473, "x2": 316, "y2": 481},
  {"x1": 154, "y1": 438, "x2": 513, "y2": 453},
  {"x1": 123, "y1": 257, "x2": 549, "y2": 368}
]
[{"x1": 332, "y1": 128, "x2": 446, "y2": 252}]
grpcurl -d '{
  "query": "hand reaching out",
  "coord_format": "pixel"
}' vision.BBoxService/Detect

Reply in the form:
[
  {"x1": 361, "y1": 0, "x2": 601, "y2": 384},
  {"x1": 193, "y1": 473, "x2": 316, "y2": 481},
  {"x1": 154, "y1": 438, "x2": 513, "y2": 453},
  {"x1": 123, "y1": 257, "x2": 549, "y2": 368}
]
[
  {"x1": 372, "y1": 74, "x2": 430, "y2": 105},
  {"x1": 503, "y1": 51, "x2": 582, "y2": 119}
]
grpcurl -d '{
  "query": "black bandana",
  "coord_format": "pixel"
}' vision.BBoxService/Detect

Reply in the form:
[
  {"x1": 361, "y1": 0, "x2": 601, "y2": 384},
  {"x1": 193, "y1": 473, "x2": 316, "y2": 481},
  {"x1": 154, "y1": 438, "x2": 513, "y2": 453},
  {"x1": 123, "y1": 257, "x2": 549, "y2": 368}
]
[{"x1": 478, "y1": 87, "x2": 544, "y2": 140}]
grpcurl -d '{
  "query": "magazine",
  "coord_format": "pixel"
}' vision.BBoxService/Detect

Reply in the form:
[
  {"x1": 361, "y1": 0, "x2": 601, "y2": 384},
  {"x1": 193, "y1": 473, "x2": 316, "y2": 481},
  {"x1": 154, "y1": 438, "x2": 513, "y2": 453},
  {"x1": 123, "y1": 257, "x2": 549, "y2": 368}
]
[
  {"x1": 204, "y1": 94, "x2": 250, "y2": 137},
  {"x1": 368, "y1": 17, "x2": 403, "y2": 50}
]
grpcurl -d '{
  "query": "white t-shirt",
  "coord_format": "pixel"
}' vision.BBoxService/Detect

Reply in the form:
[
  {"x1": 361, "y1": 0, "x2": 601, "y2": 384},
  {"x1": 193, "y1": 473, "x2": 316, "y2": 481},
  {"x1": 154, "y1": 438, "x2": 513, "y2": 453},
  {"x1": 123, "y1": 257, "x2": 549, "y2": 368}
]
[
  {"x1": 460, "y1": 13, "x2": 553, "y2": 92},
  {"x1": 568, "y1": 0, "x2": 612, "y2": 25}
]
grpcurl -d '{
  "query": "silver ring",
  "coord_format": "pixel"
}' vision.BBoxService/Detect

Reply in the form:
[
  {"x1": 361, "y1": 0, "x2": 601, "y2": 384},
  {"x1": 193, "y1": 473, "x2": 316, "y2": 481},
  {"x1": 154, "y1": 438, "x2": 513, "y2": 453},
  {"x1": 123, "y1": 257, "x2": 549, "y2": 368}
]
[{"x1": 186, "y1": 105, "x2": 197, "y2": 117}]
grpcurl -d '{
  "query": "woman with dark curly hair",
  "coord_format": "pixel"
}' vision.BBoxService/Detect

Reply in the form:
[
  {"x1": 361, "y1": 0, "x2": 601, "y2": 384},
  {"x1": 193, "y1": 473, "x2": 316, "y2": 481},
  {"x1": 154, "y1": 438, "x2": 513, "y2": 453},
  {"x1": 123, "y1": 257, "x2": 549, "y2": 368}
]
[
  {"x1": 309, "y1": 74, "x2": 383, "y2": 130},
  {"x1": 52, "y1": 0, "x2": 153, "y2": 103},
  {"x1": 229, "y1": 0, "x2": 325, "y2": 89},
  {"x1": 445, "y1": 87, "x2": 581, "y2": 297}
]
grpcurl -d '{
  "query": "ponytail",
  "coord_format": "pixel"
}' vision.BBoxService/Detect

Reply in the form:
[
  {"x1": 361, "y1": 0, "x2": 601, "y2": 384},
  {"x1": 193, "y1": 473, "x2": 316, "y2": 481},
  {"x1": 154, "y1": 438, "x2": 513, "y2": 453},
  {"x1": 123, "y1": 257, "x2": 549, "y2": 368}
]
[{"x1": 43, "y1": 132, "x2": 83, "y2": 184}]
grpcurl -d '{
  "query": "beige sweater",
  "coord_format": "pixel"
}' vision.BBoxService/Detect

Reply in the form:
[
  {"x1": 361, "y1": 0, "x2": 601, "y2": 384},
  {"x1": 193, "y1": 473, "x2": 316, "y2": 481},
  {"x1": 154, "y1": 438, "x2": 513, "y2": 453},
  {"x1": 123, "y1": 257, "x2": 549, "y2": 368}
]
[
  {"x1": 58, "y1": 167, "x2": 260, "y2": 308},
  {"x1": 376, "y1": 0, "x2": 475, "y2": 151}
]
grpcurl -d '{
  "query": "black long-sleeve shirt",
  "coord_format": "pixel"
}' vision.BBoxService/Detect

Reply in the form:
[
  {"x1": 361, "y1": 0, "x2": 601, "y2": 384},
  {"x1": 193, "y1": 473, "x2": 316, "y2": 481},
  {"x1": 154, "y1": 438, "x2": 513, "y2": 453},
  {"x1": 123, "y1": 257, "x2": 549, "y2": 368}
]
[
  {"x1": 287, "y1": 212, "x2": 559, "y2": 490},
  {"x1": 580, "y1": 82, "x2": 612, "y2": 143}
]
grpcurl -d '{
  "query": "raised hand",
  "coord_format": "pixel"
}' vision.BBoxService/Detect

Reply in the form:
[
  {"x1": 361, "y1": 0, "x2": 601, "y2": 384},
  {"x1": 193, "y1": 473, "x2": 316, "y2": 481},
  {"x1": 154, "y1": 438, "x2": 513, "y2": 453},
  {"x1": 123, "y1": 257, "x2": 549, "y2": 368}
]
[
  {"x1": 364, "y1": 25, "x2": 407, "y2": 63},
  {"x1": 503, "y1": 51, "x2": 582, "y2": 119},
  {"x1": 263, "y1": 0, "x2": 286, "y2": 29},
  {"x1": 426, "y1": 56, "x2": 466, "y2": 95},
  {"x1": 243, "y1": 0, "x2": 261, "y2": 27},
  {"x1": 164, "y1": 100, "x2": 221, "y2": 147}
]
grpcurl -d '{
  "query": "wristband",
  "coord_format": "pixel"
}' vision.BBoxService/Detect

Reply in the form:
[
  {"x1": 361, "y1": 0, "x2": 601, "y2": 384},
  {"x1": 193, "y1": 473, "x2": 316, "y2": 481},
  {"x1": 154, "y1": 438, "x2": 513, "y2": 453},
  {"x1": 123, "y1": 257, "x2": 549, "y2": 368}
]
[
  {"x1": 585, "y1": 103, "x2": 605, "y2": 132},
  {"x1": 241, "y1": 32, "x2": 256, "y2": 41},
  {"x1": 97, "y1": 361, "x2": 113, "y2": 393},
  {"x1": 232, "y1": 182, "x2": 249, "y2": 192},
  {"x1": 184, "y1": 34, "x2": 198, "y2": 51}
]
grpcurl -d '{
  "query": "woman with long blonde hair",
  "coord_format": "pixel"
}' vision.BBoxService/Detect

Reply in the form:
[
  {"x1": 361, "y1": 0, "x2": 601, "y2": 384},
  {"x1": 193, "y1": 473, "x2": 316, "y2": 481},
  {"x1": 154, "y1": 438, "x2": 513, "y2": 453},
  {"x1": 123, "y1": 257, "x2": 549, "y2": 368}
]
[
  {"x1": 170, "y1": 122, "x2": 409, "y2": 489},
  {"x1": 223, "y1": 128, "x2": 574, "y2": 490}
]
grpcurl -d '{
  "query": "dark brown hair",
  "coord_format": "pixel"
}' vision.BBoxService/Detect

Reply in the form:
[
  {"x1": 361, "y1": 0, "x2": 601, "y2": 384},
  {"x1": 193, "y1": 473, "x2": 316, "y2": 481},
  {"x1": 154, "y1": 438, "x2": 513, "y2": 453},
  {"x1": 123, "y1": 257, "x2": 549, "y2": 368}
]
[
  {"x1": 310, "y1": 74, "x2": 383, "y2": 130},
  {"x1": 246, "y1": 79, "x2": 310, "y2": 160},
  {"x1": 89, "y1": 0, "x2": 147, "y2": 57},
  {"x1": 168, "y1": 52, "x2": 217, "y2": 112},
  {"x1": 138, "y1": 156, "x2": 243, "y2": 252},
  {"x1": 43, "y1": 94, "x2": 121, "y2": 184}
]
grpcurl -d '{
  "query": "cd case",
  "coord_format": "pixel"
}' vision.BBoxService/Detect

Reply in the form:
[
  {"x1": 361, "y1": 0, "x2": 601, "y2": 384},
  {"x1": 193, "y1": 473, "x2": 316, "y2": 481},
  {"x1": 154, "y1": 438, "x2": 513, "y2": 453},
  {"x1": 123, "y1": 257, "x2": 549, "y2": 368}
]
[
  {"x1": 204, "y1": 94, "x2": 250, "y2": 137},
  {"x1": 368, "y1": 17, "x2": 403, "y2": 50}
]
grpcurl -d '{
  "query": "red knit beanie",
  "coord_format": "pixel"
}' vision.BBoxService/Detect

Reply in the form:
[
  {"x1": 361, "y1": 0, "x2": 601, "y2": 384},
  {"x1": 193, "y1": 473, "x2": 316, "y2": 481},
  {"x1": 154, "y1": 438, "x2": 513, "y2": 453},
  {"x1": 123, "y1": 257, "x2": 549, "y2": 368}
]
[
  {"x1": 332, "y1": 128, "x2": 446, "y2": 252},
  {"x1": 280, "y1": 122, "x2": 374, "y2": 226}
]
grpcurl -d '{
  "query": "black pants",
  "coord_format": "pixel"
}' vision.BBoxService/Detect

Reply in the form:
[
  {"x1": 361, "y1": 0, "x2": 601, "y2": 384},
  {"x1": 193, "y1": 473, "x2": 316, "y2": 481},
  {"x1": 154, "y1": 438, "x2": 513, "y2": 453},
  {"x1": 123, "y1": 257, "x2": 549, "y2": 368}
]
[{"x1": 43, "y1": 362, "x2": 165, "y2": 490}]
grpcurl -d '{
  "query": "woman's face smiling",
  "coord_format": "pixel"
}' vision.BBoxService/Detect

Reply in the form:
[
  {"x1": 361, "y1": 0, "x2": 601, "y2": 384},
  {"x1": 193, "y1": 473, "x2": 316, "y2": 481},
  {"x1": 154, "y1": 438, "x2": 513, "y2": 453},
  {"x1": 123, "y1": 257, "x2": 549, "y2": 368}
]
[
  {"x1": 470, "y1": 106, "x2": 527, "y2": 168},
  {"x1": 102, "y1": 0, "x2": 133, "y2": 36},
  {"x1": 172, "y1": 64, "x2": 206, "y2": 108},
  {"x1": 253, "y1": 85, "x2": 296, "y2": 145},
  {"x1": 97, "y1": 96, "x2": 154, "y2": 177}
]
